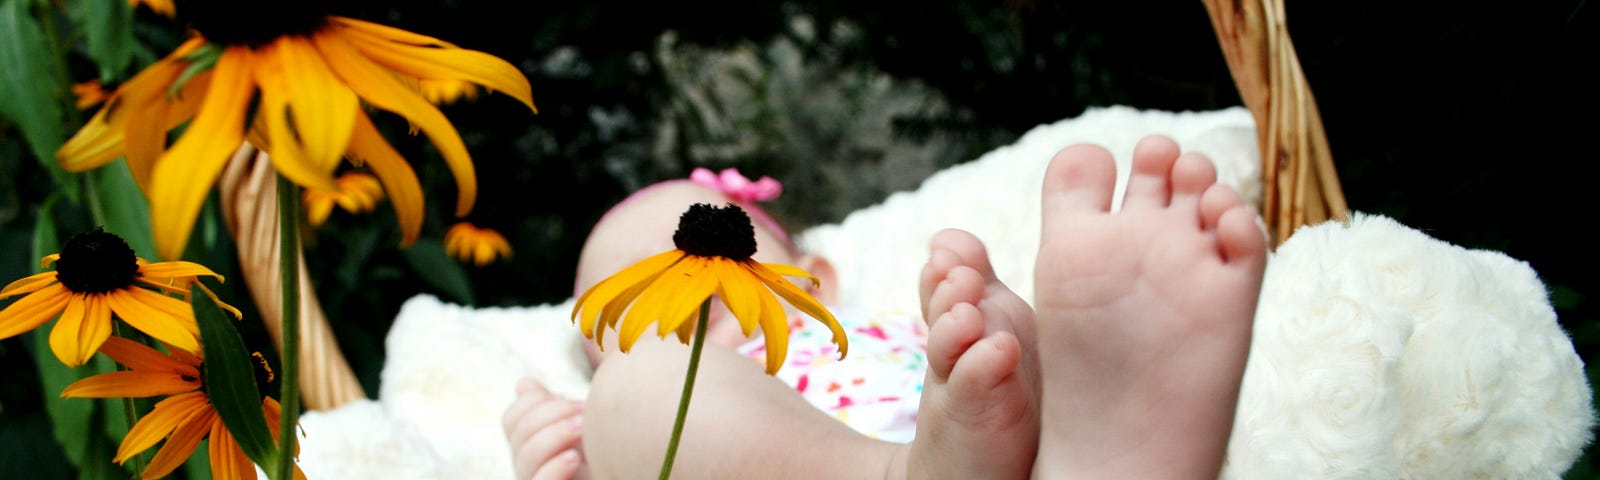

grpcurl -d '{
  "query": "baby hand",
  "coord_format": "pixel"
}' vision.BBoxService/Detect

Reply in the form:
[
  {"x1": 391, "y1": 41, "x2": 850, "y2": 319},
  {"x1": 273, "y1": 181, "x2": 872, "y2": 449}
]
[{"x1": 502, "y1": 377, "x2": 591, "y2": 480}]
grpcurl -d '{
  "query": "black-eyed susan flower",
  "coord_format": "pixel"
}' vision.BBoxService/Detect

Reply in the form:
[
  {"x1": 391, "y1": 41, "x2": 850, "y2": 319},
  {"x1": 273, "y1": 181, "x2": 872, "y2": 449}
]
[
  {"x1": 303, "y1": 171, "x2": 385, "y2": 227},
  {"x1": 61, "y1": 336, "x2": 300, "y2": 480},
  {"x1": 56, "y1": 3, "x2": 537, "y2": 261},
  {"x1": 571, "y1": 203, "x2": 847, "y2": 375},
  {"x1": 0, "y1": 229, "x2": 236, "y2": 367},
  {"x1": 444, "y1": 222, "x2": 513, "y2": 267}
]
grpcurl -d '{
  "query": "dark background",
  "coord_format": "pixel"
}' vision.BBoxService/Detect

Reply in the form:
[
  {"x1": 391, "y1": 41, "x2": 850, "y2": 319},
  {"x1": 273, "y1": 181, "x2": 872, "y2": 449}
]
[{"x1": 2, "y1": 0, "x2": 1595, "y2": 477}]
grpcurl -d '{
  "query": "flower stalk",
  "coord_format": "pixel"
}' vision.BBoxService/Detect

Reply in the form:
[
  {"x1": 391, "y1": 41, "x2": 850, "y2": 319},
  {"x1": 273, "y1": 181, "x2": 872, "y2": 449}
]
[
  {"x1": 273, "y1": 173, "x2": 301, "y2": 480},
  {"x1": 659, "y1": 300, "x2": 711, "y2": 480}
]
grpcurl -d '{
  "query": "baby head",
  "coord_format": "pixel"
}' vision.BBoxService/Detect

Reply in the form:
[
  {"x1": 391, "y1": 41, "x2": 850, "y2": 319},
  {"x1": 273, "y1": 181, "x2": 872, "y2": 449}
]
[{"x1": 574, "y1": 171, "x2": 836, "y2": 366}]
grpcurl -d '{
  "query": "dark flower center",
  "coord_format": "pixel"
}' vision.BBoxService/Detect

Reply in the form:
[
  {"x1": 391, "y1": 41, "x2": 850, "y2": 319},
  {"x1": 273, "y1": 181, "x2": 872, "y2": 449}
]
[
  {"x1": 176, "y1": 0, "x2": 332, "y2": 47},
  {"x1": 55, "y1": 228, "x2": 140, "y2": 294},
  {"x1": 674, "y1": 203, "x2": 758, "y2": 260}
]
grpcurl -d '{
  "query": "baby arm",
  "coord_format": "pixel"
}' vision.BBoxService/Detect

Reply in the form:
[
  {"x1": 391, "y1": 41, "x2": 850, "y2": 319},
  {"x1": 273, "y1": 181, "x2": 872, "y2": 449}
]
[{"x1": 502, "y1": 378, "x2": 592, "y2": 480}]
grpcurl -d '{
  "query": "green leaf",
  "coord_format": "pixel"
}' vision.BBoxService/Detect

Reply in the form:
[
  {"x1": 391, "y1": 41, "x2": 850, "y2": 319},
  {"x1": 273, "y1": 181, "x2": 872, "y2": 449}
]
[
  {"x1": 401, "y1": 237, "x2": 477, "y2": 305},
  {"x1": 193, "y1": 286, "x2": 279, "y2": 469},
  {"x1": 76, "y1": 404, "x2": 134, "y2": 480},
  {"x1": 69, "y1": 0, "x2": 133, "y2": 80},
  {"x1": 30, "y1": 329, "x2": 120, "y2": 471},
  {"x1": 85, "y1": 161, "x2": 157, "y2": 260},
  {"x1": 31, "y1": 329, "x2": 93, "y2": 467},
  {"x1": 0, "y1": 0, "x2": 78, "y2": 200},
  {"x1": 182, "y1": 439, "x2": 214, "y2": 480}
]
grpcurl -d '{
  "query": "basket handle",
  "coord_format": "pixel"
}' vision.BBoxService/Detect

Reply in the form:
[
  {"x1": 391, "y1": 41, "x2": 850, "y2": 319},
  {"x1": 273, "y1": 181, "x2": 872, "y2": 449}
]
[
  {"x1": 219, "y1": 144, "x2": 368, "y2": 411},
  {"x1": 1203, "y1": 0, "x2": 1349, "y2": 245}
]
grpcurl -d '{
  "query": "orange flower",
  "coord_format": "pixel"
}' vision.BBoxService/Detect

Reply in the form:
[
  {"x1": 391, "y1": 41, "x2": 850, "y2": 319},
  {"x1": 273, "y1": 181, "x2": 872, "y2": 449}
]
[
  {"x1": 57, "y1": 8, "x2": 536, "y2": 260},
  {"x1": 72, "y1": 80, "x2": 112, "y2": 110},
  {"x1": 444, "y1": 222, "x2": 513, "y2": 266},
  {"x1": 0, "y1": 229, "x2": 236, "y2": 367},
  {"x1": 303, "y1": 171, "x2": 385, "y2": 227},
  {"x1": 61, "y1": 337, "x2": 301, "y2": 480},
  {"x1": 572, "y1": 204, "x2": 845, "y2": 374}
]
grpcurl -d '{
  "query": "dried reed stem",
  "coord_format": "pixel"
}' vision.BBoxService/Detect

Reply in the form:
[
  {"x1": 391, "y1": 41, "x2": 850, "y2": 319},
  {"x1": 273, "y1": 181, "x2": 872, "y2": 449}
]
[{"x1": 219, "y1": 144, "x2": 367, "y2": 411}]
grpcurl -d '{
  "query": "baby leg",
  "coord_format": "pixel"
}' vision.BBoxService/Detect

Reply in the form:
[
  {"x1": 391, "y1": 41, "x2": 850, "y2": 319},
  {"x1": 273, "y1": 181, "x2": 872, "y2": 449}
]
[
  {"x1": 582, "y1": 340, "x2": 908, "y2": 479},
  {"x1": 1032, "y1": 135, "x2": 1267, "y2": 478},
  {"x1": 909, "y1": 228, "x2": 1040, "y2": 479}
]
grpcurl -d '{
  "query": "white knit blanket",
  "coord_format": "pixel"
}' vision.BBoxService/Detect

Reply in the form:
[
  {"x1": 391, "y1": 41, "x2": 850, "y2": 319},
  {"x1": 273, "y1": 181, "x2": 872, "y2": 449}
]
[{"x1": 293, "y1": 106, "x2": 1593, "y2": 479}]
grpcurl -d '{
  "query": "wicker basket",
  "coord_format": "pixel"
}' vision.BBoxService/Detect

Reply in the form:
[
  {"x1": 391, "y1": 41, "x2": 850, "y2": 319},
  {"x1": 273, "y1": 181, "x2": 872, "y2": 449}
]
[
  {"x1": 225, "y1": 0, "x2": 1351, "y2": 411},
  {"x1": 1204, "y1": 0, "x2": 1350, "y2": 245}
]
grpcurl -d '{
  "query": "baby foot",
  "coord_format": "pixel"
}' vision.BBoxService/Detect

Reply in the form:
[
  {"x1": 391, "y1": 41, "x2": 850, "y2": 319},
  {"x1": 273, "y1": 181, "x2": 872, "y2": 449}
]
[
  {"x1": 502, "y1": 378, "x2": 592, "y2": 480},
  {"x1": 906, "y1": 229, "x2": 1040, "y2": 479},
  {"x1": 1032, "y1": 135, "x2": 1267, "y2": 478}
]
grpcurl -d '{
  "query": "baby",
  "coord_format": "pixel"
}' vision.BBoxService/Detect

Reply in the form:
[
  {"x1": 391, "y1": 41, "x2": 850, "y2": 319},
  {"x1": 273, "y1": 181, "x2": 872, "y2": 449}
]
[{"x1": 503, "y1": 134, "x2": 1267, "y2": 479}]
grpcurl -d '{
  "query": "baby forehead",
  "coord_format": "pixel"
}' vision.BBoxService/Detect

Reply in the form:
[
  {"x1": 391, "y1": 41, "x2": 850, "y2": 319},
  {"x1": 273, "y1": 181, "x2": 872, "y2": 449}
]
[{"x1": 583, "y1": 185, "x2": 791, "y2": 258}]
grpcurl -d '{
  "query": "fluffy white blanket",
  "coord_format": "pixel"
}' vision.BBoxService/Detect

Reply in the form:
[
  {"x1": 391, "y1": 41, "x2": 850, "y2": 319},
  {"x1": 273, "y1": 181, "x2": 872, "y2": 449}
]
[{"x1": 293, "y1": 106, "x2": 1593, "y2": 479}]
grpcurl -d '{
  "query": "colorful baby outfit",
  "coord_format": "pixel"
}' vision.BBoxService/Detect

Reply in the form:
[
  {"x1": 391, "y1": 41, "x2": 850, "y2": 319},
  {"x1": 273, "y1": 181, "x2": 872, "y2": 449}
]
[{"x1": 737, "y1": 305, "x2": 928, "y2": 443}]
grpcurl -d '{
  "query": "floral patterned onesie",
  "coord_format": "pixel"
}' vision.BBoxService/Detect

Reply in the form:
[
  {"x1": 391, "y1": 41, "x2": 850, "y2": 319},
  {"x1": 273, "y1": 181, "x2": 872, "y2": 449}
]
[{"x1": 737, "y1": 305, "x2": 929, "y2": 444}]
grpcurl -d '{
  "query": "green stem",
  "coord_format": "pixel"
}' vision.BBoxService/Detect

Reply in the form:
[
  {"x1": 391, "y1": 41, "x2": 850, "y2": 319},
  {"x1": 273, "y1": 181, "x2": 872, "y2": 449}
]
[
  {"x1": 658, "y1": 301, "x2": 711, "y2": 480},
  {"x1": 272, "y1": 174, "x2": 302, "y2": 479},
  {"x1": 110, "y1": 322, "x2": 147, "y2": 477},
  {"x1": 35, "y1": 2, "x2": 70, "y2": 109}
]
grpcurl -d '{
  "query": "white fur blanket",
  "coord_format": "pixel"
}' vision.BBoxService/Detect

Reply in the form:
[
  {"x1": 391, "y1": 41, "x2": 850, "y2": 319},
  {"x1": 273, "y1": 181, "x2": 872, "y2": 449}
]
[{"x1": 293, "y1": 106, "x2": 1593, "y2": 479}]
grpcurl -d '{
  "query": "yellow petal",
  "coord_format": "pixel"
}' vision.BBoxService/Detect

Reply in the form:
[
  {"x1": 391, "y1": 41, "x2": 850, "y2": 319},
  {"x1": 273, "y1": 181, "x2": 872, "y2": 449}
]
[
  {"x1": 56, "y1": 104, "x2": 127, "y2": 173},
  {"x1": 276, "y1": 35, "x2": 358, "y2": 174},
  {"x1": 0, "y1": 284, "x2": 70, "y2": 342},
  {"x1": 82, "y1": 294, "x2": 114, "y2": 358},
  {"x1": 49, "y1": 293, "x2": 113, "y2": 367},
  {"x1": 57, "y1": 38, "x2": 203, "y2": 175},
  {"x1": 618, "y1": 259, "x2": 706, "y2": 351},
  {"x1": 135, "y1": 69, "x2": 215, "y2": 187},
  {"x1": 305, "y1": 194, "x2": 335, "y2": 226},
  {"x1": 330, "y1": 16, "x2": 463, "y2": 49},
  {"x1": 123, "y1": 84, "x2": 176, "y2": 183},
  {"x1": 40, "y1": 253, "x2": 60, "y2": 268},
  {"x1": 116, "y1": 391, "x2": 208, "y2": 463},
  {"x1": 654, "y1": 258, "x2": 722, "y2": 339},
  {"x1": 138, "y1": 260, "x2": 225, "y2": 280},
  {"x1": 171, "y1": 345, "x2": 202, "y2": 366},
  {"x1": 1, "y1": 271, "x2": 58, "y2": 299},
  {"x1": 717, "y1": 270, "x2": 762, "y2": 338},
  {"x1": 573, "y1": 250, "x2": 679, "y2": 339},
  {"x1": 251, "y1": 39, "x2": 337, "y2": 192},
  {"x1": 142, "y1": 406, "x2": 215, "y2": 479},
  {"x1": 751, "y1": 262, "x2": 846, "y2": 360},
  {"x1": 443, "y1": 229, "x2": 465, "y2": 256},
  {"x1": 148, "y1": 46, "x2": 256, "y2": 261},
  {"x1": 96, "y1": 335, "x2": 198, "y2": 375},
  {"x1": 208, "y1": 416, "x2": 256, "y2": 480},
  {"x1": 673, "y1": 311, "x2": 696, "y2": 344},
  {"x1": 106, "y1": 287, "x2": 200, "y2": 354},
  {"x1": 313, "y1": 29, "x2": 477, "y2": 217},
  {"x1": 192, "y1": 279, "x2": 244, "y2": 319},
  {"x1": 61, "y1": 370, "x2": 199, "y2": 398},
  {"x1": 754, "y1": 282, "x2": 790, "y2": 375},
  {"x1": 488, "y1": 231, "x2": 513, "y2": 257},
  {"x1": 335, "y1": 17, "x2": 535, "y2": 112},
  {"x1": 761, "y1": 263, "x2": 821, "y2": 288},
  {"x1": 349, "y1": 110, "x2": 424, "y2": 245}
]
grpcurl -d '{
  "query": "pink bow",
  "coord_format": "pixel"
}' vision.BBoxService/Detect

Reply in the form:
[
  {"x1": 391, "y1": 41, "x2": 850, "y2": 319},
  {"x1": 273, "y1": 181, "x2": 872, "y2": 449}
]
[{"x1": 690, "y1": 167, "x2": 782, "y2": 203}]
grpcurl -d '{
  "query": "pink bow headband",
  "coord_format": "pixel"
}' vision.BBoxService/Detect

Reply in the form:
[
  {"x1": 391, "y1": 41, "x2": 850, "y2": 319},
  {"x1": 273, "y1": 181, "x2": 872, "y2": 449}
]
[
  {"x1": 688, "y1": 167, "x2": 794, "y2": 252},
  {"x1": 689, "y1": 168, "x2": 783, "y2": 203}
]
